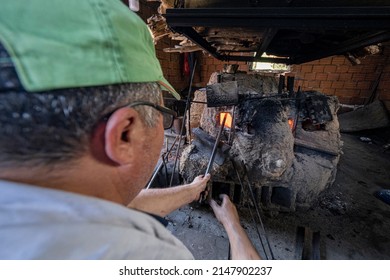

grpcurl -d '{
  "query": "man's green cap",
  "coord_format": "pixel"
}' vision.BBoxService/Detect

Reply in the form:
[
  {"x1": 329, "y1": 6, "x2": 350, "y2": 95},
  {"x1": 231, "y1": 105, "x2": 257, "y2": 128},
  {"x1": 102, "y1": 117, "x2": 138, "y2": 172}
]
[{"x1": 0, "y1": 0, "x2": 180, "y2": 99}]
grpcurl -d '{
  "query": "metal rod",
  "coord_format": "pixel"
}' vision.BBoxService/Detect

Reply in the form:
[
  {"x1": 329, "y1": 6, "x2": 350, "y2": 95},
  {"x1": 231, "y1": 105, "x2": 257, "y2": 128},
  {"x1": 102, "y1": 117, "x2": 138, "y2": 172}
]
[
  {"x1": 169, "y1": 59, "x2": 198, "y2": 187},
  {"x1": 205, "y1": 113, "x2": 227, "y2": 175},
  {"x1": 162, "y1": 155, "x2": 169, "y2": 187},
  {"x1": 228, "y1": 107, "x2": 236, "y2": 146},
  {"x1": 146, "y1": 135, "x2": 179, "y2": 189},
  {"x1": 164, "y1": 98, "x2": 207, "y2": 105},
  {"x1": 146, "y1": 161, "x2": 164, "y2": 190},
  {"x1": 188, "y1": 100, "x2": 191, "y2": 141},
  {"x1": 198, "y1": 113, "x2": 227, "y2": 203}
]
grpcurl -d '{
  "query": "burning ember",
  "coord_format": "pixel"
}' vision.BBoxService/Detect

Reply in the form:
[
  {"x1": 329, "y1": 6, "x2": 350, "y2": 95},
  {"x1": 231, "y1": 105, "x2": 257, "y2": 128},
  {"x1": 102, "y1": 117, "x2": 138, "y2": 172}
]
[
  {"x1": 219, "y1": 112, "x2": 232, "y2": 128},
  {"x1": 288, "y1": 118, "x2": 294, "y2": 130}
]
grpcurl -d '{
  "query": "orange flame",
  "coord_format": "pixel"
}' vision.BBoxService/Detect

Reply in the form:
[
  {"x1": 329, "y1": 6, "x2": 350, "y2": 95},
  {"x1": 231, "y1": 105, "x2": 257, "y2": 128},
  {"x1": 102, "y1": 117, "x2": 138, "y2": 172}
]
[
  {"x1": 219, "y1": 112, "x2": 232, "y2": 128},
  {"x1": 288, "y1": 118, "x2": 294, "y2": 130}
]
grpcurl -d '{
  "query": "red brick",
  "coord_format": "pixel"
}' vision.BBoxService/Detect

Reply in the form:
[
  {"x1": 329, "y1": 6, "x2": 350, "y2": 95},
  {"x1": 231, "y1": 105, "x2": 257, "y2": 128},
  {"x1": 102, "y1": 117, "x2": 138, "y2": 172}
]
[
  {"x1": 206, "y1": 58, "x2": 214, "y2": 65},
  {"x1": 381, "y1": 72, "x2": 390, "y2": 81},
  {"x1": 365, "y1": 72, "x2": 380, "y2": 80},
  {"x1": 361, "y1": 65, "x2": 377, "y2": 73},
  {"x1": 359, "y1": 90, "x2": 371, "y2": 99},
  {"x1": 301, "y1": 65, "x2": 313, "y2": 72},
  {"x1": 339, "y1": 73, "x2": 353, "y2": 81},
  {"x1": 331, "y1": 56, "x2": 346, "y2": 65},
  {"x1": 379, "y1": 91, "x2": 390, "y2": 102},
  {"x1": 294, "y1": 74, "x2": 305, "y2": 81},
  {"x1": 312, "y1": 65, "x2": 325, "y2": 73},
  {"x1": 172, "y1": 63, "x2": 180, "y2": 70},
  {"x1": 338, "y1": 96, "x2": 352, "y2": 104},
  {"x1": 302, "y1": 81, "x2": 310, "y2": 89},
  {"x1": 324, "y1": 65, "x2": 337, "y2": 73},
  {"x1": 294, "y1": 79, "x2": 304, "y2": 89},
  {"x1": 215, "y1": 64, "x2": 224, "y2": 71},
  {"x1": 319, "y1": 57, "x2": 333, "y2": 65},
  {"x1": 357, "y1": 81, "x2": 371, "y2": 90},
  {"x1": 307, "y1": 80, "x2": 321, "y2": 89},
  {"x1": 304, "y1": 73, "x2": 316, "y2": 80},
  {"x1": 316, "y1": 73, "x2": 328, "y2": 80},
  {"x1": 347, "y1": 66, "x2": 363, "y2": 73},
  {"x1": 320, "y1": 80, "x2": 333, "y2": 88},
  {"x1": 327, "y1": 73, "x2": 340, "y2": 81},
  {"x1": 378, "y1": 80, "x2": 390, "y2": 90},
  {"x1": 383, "y1": 65, "x2": 390, "y2": 73},
  {"x1": 324, "y1": 88, "x2": 336, "y2": 95},
  {"x1": 331, "y1": 81, "x2": 345, "y2": 89},
  {"x1": 292, "y1": 65, "x2": 302, "y2": 72},
  {"x1": 336, "y1": 65, "x2": 349, "y2": 73},
  {"x1": 207, "y1": 65, "x2": 216, "y2": 71},
  {"x1": 352, "y1": 73, "x2": 366, "y2": 81},
  {"x1": 336, "y1": 88, "x2": 357, "y2": 97},
  {"x1": 343, "y1": 81, "x2": 358, "y2": 89}
]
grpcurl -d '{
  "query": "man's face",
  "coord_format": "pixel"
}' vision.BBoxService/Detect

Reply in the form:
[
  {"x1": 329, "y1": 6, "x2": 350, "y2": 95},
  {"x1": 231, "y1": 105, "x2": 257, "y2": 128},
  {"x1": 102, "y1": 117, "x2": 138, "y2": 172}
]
[
  {"x1": 145, "y1": 113, "x2": 165, "y2": 172},
  {"x1": 135, "y1": 110, "x2": 165, "y2": 191}
]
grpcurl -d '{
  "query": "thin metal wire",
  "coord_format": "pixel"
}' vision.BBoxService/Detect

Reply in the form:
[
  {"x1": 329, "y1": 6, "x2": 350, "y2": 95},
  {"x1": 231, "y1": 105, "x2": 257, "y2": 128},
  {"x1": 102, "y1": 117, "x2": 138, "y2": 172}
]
[
  {"x1": 146, "y1": 135, "x2": 179, "y2": 189},
  {"x1": 241, "y1": 163, "x2": 275, "y2": 260},
  {"x1": 162, "y1": 154, "x2": 169, "y2": 187},
  {"x1": 232, "y1": 160, "x2": 269, "y2": 260}
]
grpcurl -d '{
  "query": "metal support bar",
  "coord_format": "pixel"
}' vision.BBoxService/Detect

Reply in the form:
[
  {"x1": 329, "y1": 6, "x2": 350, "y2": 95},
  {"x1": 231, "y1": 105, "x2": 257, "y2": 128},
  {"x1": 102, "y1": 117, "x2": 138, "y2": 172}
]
[
  {"x1": 169, "y1": 26, "x2": 291, "y2": 63},
  {"x1": 166, "y1": 7, "x2": 390, "y2": 64},
  {"x1": 278, "y1": 75, "x2": 285, "y2": 95},
  {"x1": 166, "y1": 7, "x2": 390, "y2": 29},
  {"x1": 169, "y1": 26, "x2": 221, "y2": 60},
  {"x1": 287, "y1": 76, "x2": 295, "y2": 96},
  {"x1": 255, "y1": 28, "x2": 278, "y2": 59}
]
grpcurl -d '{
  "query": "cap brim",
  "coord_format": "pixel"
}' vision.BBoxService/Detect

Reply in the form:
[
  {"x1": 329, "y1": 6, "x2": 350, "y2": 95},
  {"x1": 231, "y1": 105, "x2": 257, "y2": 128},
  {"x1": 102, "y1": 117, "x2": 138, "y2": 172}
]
[{"x1": 158, "y1": 79, "x2": 181, "y2": 100}]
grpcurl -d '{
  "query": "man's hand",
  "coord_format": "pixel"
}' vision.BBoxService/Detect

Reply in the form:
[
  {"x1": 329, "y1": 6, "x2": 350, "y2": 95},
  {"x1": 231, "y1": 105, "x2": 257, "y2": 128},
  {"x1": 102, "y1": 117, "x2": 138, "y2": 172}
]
[
  {"x1": 209, "y1": 194, "x2": 240, "y2": 227},
  {"x1": 209, "y1": 194, "x2": 261, "y2": 260},
  {"x1": 189, "y1": 174, "x2": 211, "y2": 201},
  {"x1": 128, "y1": 173, "x2": 211, "y2": 216}
]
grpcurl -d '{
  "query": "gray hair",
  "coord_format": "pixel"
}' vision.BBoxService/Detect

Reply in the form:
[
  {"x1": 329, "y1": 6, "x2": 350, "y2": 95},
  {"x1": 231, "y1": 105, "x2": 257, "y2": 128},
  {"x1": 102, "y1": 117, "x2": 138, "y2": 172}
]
[{"x1": 0, "y1": 82, "x2": 162, "y2": 167}]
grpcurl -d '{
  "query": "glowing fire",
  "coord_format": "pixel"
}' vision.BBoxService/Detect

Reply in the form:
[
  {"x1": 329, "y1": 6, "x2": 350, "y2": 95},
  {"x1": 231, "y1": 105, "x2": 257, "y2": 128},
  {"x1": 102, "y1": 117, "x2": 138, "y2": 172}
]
[
  {"x1": 219, "y1": 112, "x2": 233, "y2": 128},
  {"x1": 288, "y1": 118, "x2": 294, "y2": 130}
]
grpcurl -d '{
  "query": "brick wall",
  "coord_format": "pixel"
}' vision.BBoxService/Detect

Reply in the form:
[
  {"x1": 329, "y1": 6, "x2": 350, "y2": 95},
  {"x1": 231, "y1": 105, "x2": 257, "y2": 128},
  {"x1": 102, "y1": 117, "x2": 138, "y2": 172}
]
[
  {"x1": 286, "y1": 46, "x2": 390, "y2": 111},
  {"x1": 198, "y1": 54, "x2": 250, "y2": 85},
  {"x1": 199, "y1": 50, "x2": 390, "y2": 112}
]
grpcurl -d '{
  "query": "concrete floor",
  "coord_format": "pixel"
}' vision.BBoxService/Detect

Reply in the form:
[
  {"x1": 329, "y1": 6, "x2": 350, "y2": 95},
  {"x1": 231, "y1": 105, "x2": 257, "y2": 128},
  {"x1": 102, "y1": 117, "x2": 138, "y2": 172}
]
[{"x1": 165, "y1": 130, "x2": 390, "y2": 260}]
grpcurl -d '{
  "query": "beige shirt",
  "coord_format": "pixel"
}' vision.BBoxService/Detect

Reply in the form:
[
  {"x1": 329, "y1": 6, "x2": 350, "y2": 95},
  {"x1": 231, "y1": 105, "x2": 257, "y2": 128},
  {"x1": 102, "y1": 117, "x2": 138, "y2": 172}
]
[{"x1": 0, "y1": 180, "x2": 193, "y2": 260}]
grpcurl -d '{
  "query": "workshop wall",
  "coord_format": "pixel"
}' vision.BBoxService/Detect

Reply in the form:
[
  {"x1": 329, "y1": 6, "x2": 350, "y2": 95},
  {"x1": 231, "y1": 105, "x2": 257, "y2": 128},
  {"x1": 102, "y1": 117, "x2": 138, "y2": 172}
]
[
  {"x1": 286, "y1": 45, "x2": 390, "y2": 111},
  {"x1": 199, "y1": 49, "x2": 390, "y2": 111}
]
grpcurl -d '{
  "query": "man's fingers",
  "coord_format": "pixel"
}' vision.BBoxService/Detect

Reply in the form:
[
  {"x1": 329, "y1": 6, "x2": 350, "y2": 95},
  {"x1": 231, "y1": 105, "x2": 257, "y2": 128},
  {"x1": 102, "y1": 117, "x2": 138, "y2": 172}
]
[
  {"x1": 219, "y1": 193, "x2": 229, "y2": 203},
  {"x1": 209, "y1": 199, "x2": 218, "y2": 210},
  {"x1": 200, "y1": 173, "x2": 210, "y2": 179}
]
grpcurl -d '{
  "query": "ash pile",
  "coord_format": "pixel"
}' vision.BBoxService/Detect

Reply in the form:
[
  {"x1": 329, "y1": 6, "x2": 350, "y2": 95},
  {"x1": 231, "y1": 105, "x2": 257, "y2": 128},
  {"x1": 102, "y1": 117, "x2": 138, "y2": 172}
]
[{"x1": 180, "y1": 72, "x2": 342, "y2": 212}]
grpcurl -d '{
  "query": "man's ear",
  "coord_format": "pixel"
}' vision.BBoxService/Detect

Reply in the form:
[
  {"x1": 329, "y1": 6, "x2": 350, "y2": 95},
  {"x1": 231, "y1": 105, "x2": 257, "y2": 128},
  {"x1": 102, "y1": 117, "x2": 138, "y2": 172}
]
[{"x1": 104, "y1": 107, "x2": 143, "y2": 165}]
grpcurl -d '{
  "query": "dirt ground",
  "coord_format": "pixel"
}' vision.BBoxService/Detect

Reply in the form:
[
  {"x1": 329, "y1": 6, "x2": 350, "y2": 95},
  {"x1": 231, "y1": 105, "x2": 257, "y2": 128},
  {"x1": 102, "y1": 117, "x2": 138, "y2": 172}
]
[{"x1": 165, "y1": 129, "x2": 390, "y2": 260}]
